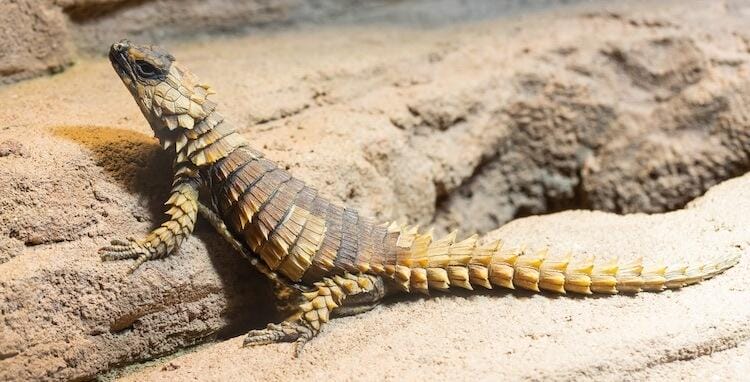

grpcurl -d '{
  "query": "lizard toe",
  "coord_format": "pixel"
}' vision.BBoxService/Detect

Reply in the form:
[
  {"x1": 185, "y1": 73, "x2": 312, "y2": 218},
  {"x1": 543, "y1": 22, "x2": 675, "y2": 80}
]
[
  {"x1": 242, "y1": 320, "x2": 316, "y2": 356},
  {"x1": 99, "y1": 238, "x2": 151, "y2": 268}
]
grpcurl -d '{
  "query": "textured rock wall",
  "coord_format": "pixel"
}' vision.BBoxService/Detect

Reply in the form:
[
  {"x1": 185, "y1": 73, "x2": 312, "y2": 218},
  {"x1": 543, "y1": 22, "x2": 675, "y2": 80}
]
[
  {"x1": 434, "y1": 31, "x2": 750, "y2": 233},
  {"x1": 1, "y1": 0, "x2": 399, "y2": 84},
  {"x1": 0, "y1": 0, "x2": 73, "y2": 83},
  {"x1": 0, "y1": 0, "x2": 583, "y2": 85}
]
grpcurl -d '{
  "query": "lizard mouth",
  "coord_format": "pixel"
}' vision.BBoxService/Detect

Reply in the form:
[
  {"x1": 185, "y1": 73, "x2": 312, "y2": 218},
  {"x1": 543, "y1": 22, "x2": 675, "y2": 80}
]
[{"x1": 109, "y1": 40, "x2": 136, "y2": 82}]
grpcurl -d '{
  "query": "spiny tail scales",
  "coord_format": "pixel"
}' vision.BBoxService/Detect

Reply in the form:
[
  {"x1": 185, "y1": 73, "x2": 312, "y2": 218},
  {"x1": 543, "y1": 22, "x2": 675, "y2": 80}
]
[{"x1": 368, "y1": 223, "x2": 739, "y2": 295}]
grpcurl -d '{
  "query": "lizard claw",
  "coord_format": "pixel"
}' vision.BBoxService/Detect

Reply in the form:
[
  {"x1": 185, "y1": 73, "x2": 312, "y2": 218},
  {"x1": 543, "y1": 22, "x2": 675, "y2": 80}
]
[
  {"x1": 99, "y1": 237, "x2": 153, "y2": 273},
  {"x1": 242, "y1": 321, "x2": 316, "y2": 357}
]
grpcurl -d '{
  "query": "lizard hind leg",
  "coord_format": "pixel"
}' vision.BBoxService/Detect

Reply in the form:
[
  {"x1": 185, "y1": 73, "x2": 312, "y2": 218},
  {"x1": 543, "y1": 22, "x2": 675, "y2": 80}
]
[
  {"x1": 242, "y1": 320, "x2": 315, "y2": 356},
  {"x1": 242, "y1": 273, "x2": 384, "y2": 356},
  {"x1": 333, "y1": 275, "x2": 387, "y2": 317}
]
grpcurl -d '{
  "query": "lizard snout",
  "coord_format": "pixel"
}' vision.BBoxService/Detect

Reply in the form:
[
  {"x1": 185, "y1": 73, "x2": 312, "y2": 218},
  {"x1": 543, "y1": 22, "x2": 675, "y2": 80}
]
[{"x1": 111, "y1": 40, "x2": 131, "y2": 54}]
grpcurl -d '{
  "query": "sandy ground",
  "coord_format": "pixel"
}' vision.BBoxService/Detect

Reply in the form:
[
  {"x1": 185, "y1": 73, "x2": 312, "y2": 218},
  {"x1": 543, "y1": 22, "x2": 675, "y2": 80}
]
[{"x1": 1, "y1": 0, "x2": 749, "y2": 381}]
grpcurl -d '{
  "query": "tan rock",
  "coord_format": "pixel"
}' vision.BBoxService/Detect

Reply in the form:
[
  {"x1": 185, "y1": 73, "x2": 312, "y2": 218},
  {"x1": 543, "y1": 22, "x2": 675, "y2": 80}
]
[{"x1": 0, "y1": 0, "x2": 73, "y2": 84}]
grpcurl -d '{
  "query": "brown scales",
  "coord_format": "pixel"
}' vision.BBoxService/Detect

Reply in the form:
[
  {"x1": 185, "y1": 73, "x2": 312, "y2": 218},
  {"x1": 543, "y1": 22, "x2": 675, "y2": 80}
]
[{"x1": 100, "y1": 40, "x2": 741, "y2": 356}]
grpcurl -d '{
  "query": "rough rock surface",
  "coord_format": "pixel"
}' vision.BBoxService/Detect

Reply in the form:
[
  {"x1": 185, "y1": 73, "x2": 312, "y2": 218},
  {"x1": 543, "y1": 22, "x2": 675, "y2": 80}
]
[
  {"x1": 0, "y1": 0, "x2": 749, "y2": 380},
  {"x1": 0, "y1": 0, "x2": 572, "y2": 84},
  {"x1": 0, "y1": 0, "x2": 73, "y2": 84},
  {"x1": 0, "y1": 0, "x2": 391, "y2": 84}
]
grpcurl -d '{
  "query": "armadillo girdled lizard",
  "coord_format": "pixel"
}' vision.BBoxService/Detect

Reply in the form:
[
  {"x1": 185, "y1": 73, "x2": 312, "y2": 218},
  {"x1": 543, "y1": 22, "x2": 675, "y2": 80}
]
[{"x1": 100, "y1": 40, "x2": 740, "y2": 355}]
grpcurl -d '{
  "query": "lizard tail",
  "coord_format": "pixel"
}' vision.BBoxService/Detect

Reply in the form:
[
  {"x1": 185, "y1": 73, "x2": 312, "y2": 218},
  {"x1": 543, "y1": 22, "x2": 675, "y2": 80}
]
[{"x1": 374, "y1": 223, "x2": 740, "y2": 295}]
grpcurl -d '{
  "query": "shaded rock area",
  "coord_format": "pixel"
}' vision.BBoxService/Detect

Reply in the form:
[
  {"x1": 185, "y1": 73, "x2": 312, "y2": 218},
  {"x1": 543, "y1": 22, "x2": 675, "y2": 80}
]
[{"x1": 0, "y1": 0, "x2": 749, "y2": 380}]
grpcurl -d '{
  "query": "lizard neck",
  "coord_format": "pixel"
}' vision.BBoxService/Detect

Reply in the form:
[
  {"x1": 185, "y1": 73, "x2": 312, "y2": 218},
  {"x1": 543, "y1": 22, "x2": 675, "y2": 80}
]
[
  {"x1": 134, "y1": 61, "x2": 246, "y2": 171},
  {"x1": 163, "y1": 109, "x2": 247, "y2": 174}
]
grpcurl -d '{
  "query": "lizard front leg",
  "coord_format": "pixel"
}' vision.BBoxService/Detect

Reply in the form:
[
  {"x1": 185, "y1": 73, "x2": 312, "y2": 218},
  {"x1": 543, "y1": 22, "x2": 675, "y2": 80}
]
[
  {"x1": 243, "y1": 273, "x2": 385, "y2": 356},
  {"x1": 99, "y1": 177, "x2": 199, "y2": 273}
]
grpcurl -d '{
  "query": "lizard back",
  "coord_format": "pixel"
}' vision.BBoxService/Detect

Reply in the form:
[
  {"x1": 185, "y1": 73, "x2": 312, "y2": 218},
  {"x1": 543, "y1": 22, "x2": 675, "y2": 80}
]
[{"x1": 207, "y1": 143, "x2": 392, "y2": 285}]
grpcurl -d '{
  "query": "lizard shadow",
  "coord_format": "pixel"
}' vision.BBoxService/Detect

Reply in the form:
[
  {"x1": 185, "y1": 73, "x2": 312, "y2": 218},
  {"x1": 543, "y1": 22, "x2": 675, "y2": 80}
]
[
  {"x1": 382, "y1": 285, "x2": 618, "y2": 308},
  {"x1": 52, "y1": 125, "x2": 172, "y2": 219},
  {"x1": 53, "y1": 125, "x2": 278, "y2": 337},
  {"x1": 382, "y1": 287, "x2": 535, "y2": 306},
  {"x1": 192, "y1": 226, "x2": 280, "y2": 338}
]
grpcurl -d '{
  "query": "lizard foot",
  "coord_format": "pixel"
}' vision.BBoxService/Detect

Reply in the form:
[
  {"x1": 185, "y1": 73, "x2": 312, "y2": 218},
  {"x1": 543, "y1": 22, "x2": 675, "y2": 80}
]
[
  {"x1": 242, "y1": 320, "x2": 316, "y2": 357},
  {"x1": 98, "y1": 237, "x2": 154, "y2": 273}
]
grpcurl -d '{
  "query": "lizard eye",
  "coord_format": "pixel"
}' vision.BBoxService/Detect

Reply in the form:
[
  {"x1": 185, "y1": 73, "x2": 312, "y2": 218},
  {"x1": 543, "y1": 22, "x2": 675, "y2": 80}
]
[{"x1": 135, "y1": 60, "x2": 159, "y2": 78}]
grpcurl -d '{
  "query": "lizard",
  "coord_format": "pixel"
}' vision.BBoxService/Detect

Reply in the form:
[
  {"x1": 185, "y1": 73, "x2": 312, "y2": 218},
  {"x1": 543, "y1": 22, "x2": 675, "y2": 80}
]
[{"x1": 100, "y1": 40, "x2": 741, "y2": 356}]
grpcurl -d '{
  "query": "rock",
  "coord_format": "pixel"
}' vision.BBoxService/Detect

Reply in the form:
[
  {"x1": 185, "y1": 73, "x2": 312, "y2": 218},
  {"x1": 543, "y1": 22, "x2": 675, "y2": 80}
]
[
  {"x1": 0, "y1": 0, "x2": 72, "y2": 84},
  {"x1": 3, "y1": 0, "x2": 561, "y2": 85},
  {"x1": 433, "y1": 30, "x2": 750, "y2": 233},
  {"x1": 0, "y1": 0, "x2": 396, "y2": 84},
  {"x1": 0, "y1": 140, "x2": 24, "y2": 157}
]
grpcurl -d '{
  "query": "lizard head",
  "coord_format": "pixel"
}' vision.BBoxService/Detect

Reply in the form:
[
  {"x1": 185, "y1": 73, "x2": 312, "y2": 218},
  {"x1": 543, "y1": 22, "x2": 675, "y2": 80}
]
[{"x1": 109, "y1": 40, "x2": 216, "y2": 142}]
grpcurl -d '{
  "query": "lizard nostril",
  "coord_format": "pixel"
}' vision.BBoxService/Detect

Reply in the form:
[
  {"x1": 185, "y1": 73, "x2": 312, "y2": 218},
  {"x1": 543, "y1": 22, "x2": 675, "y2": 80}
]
[{"x1": 112, "y1": 40, "x2": 130, "y2": 53}]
